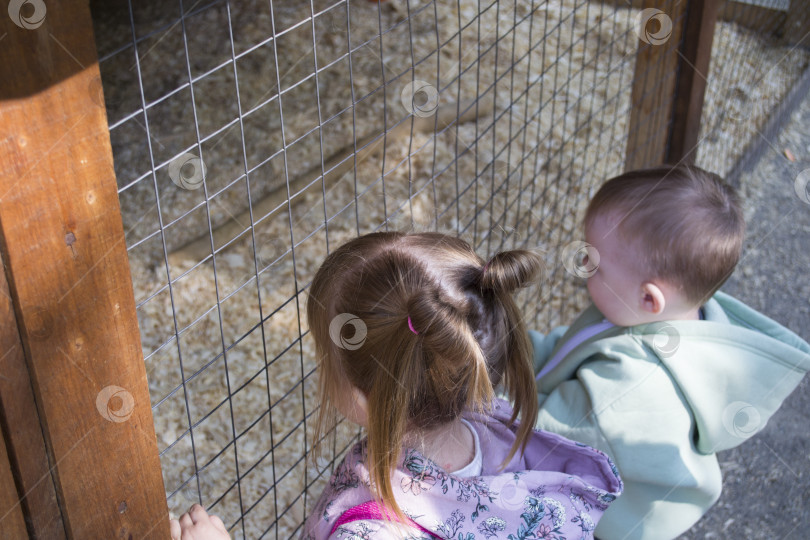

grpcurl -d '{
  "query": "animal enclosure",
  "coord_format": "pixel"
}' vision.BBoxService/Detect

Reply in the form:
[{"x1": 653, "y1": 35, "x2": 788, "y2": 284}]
[{"x1": 0, "y1": 0, "x2": 808, "y2": 538}]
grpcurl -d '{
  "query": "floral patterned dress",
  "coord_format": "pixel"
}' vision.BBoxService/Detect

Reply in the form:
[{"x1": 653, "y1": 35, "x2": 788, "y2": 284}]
[{"x1": 301, "y1": 399, "x2": 623, "y2": 540}]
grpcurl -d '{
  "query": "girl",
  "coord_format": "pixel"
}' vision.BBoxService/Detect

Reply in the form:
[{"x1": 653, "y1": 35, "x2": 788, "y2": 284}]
[{"x1": 172, "y1": 231, "x2": 622, "y2": 540}]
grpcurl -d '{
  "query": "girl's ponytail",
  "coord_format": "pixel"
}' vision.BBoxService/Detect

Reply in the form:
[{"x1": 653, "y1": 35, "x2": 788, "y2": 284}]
[
  {"x1": 363, "y1": 323, "x2": 420, "y2": 525},
  {"x1": 362, "y1": 278, "x2": 497, "y2": 525},
  {"x1": 478, "y1": 249, "x2": 543, "y2": 466},
  {"x1": 406, "y1": 285, "x2": 494, "y2": 426}
]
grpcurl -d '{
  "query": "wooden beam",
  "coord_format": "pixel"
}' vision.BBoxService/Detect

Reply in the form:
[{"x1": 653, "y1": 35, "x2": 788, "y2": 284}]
[
  {"x1": 0, "y1": 1, "x2": 170, "y2": 538},
  {"x1": 625, "y1": 0, "x2": 689, "y2": 170},
  {"x1": 667, "y1": 0, "x2": 722, "y2": 164}
]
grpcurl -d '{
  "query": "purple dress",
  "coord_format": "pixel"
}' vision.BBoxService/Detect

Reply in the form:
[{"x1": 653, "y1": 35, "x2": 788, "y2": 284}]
[{"x1": 301, "y1": 398, "x2": 623, "y2": 539}]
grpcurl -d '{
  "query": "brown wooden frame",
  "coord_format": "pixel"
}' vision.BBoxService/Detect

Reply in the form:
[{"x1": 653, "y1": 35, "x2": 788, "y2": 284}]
[
  {"x1": 0, "y1": 0, "x2": 802, "y2": 536},
  {"x1": 0, "y1": 0, "x2": 170, "y2": 537}
]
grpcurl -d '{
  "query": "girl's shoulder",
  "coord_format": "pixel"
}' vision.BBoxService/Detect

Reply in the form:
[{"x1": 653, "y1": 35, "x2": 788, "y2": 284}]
[{"x1": 464, "y1": 399, "x2": 622, "y2": 494}]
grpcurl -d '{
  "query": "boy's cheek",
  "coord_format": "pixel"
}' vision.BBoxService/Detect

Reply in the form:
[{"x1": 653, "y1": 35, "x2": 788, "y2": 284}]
[
  {"x1": 586, "y1": 277, "x2": 597, "y2": 299},
  {"x1": 586, "y1": 279, "x2": 609, "y2": 314}
]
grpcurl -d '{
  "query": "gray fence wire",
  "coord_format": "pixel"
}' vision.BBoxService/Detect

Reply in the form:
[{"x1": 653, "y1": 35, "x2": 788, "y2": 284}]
[{"x1": 697, "y1": 0, "x2": 810, "y2": 178}]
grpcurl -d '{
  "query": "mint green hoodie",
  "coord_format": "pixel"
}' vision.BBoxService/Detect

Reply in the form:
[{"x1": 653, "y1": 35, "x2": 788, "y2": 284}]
[{"x1": 530, "y1": 291, "x2": 810, "y2": 540}]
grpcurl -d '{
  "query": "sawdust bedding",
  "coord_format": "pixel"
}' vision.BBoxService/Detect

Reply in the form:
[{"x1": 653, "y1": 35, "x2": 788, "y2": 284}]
[{"x1": 90, "y1": 0, "x2": 807, "y2": 537}]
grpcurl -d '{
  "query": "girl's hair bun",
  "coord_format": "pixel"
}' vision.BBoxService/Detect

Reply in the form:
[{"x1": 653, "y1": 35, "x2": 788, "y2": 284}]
[{"x1": 480, "y1": 249, "x2": 543, "y2": 293}]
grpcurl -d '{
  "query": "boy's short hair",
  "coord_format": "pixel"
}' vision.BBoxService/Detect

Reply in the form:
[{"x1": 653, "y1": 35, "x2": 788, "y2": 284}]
[{"x1": 584, "y1": 164, "x2": 745, "y2": 306}]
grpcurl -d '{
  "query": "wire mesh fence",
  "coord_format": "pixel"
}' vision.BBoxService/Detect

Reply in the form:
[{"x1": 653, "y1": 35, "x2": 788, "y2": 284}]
[
  {"x1": 86, "y1": 0, "x2": 809, "y2": 538},
  {"x1": 697, "y1": 0, "x2": 810, "y2": 178}
]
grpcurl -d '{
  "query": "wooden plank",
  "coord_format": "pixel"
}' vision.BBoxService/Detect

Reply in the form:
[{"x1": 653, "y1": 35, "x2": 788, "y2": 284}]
[
  {"x1": 667, "y1": 0, "x2": 722, "y2": 164},
  {"x1": 0, "y1": 1, "x2": 170, "y2": 538},
  {"x1": 720, "y1": 1, "x2": 787, "y2": 37},
  {"x1": 602, "y1": 1, "x2": 787, "y2": 39},
  {"x1": 625, "y1": 0, "x2": 689, "y2": 170},
  {"x1": 0, "y1": 426, "x2": 28, "y2": 539},
  {"x1": 778, "y1": 5, "x2": 810, "y2": 47},
  {"x1": 0, "y1": 251, "x2": 65, "y2": 538}
]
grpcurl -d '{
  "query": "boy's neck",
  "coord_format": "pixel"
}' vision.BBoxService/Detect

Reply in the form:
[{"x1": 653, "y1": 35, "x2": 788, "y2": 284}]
[
  {"x1": 679, "y1": 306, "x2": 702, "y2": 321},
  {"x1": 653, "y1": 305, "x2": 702, "y2": 322}
]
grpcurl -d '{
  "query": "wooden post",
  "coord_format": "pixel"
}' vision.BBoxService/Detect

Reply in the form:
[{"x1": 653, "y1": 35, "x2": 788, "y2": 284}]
[
  {"x1": 0, "y1": 1, "x2": 170, "y2": 538},
  {"x1": 666, "y1": 0, "x2": 722, "y2": 164},
  {"x1": 624, "y1": 0, "x2": 690, "y2": 170},
  {"x1": 625, "y1": 0, "x2": 724, "y2": 169}
]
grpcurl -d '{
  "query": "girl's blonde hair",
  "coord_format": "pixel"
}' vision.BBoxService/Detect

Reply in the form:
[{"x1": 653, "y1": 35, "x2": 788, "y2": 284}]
[{"x1": 307, "y1": 231, "x2": 541, "y2": 519}]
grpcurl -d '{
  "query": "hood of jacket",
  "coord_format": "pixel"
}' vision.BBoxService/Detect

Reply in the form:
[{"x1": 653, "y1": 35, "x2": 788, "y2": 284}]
[
  {"x1": 546, "y1": 291, "x2": 810, "y2": 455},
  {"x1": 639, "y1": 291, "x2": 810, "y2": 453},
  {"x1": 302, "y1": 399, "x2": 623, "y2": 539}
]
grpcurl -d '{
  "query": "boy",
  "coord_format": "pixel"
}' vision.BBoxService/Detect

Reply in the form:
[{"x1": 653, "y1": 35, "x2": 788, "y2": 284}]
[{"x1": 531, "y1": 164, "x2": 810, "y2": 539}]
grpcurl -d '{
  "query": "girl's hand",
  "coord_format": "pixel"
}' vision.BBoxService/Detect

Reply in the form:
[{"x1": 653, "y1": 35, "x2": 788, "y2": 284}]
[{"x1": 170, "y1": 504, "x2": 231, "y2": 540}]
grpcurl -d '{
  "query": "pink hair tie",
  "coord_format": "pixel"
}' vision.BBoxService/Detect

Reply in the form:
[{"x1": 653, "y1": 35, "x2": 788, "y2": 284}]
[{"x1": 407, "y1": 316, "x2": 419, "y2": 335}]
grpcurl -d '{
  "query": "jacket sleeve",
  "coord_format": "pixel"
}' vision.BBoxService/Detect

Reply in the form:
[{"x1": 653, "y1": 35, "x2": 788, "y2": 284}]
[
  {"x1": 528, "y1": 327, "x2": 568, "y2": 375},
  {"x1": 535, "y1": 349, "x2": 723, "y2": 540},
  {"x1": 534, "y1": 374, "x2": 613, "y2": 453}
]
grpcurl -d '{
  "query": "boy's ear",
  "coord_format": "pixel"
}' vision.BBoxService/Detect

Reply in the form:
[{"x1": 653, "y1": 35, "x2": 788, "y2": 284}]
[{"x1": 640, "y1": 282, "x2": 666, "y2": 315}]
